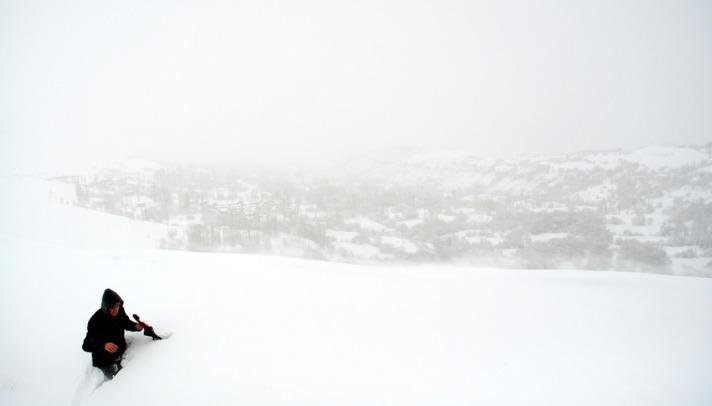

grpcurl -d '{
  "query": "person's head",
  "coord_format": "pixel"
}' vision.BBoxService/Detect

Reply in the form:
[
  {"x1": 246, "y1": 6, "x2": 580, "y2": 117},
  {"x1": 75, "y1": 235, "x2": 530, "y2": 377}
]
[
  {"x1": 108, "y1": 302, "x2": 121, "y2": 317},
  {"x1": 101, "y1": 288, "x2": 124, "y2": 317}
]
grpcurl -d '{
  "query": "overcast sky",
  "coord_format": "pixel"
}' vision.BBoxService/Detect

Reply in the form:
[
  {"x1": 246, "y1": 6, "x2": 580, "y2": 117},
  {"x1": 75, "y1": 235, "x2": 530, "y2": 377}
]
[{"x1": 2, "y1": 0, "x2": 711, "y2": 172}]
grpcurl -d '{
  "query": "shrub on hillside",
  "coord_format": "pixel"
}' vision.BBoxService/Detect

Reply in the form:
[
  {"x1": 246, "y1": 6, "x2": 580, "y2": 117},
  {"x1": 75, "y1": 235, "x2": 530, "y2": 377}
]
[{"x1": 617, "y1": 239, "x2": 670, "y2": 266}]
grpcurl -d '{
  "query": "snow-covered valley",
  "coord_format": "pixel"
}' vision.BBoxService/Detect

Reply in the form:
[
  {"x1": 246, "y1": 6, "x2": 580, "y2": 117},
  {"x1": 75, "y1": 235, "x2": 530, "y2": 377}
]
[
  {"x1": 1, "y1": 177, "x2": 711, "y2": 405},
  {"x1": 49, "y1": 144, "x2": 712, "y2": 276}
]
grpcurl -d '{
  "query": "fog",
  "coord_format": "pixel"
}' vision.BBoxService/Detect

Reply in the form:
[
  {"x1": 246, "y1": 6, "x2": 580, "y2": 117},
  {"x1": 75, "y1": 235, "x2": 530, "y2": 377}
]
[
  {"x1": 2, "y1": 0, "x2": 711, "y2": 173},
  {"x1": 2, "y1": 0, "x2": 712, "y2": 275}
]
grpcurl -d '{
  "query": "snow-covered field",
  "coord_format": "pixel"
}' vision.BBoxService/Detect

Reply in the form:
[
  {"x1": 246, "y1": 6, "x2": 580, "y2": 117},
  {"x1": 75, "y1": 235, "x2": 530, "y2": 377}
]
[{"x1": 1, "y1": 177, "x2": 711, "y2": 405}]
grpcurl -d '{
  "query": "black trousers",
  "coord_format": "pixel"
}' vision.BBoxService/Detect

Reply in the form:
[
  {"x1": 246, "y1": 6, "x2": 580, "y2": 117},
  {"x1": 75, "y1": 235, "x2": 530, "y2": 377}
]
[
  {"x1": 97, "y1": 360, "x2": 123, "y2": 379},
  {"x1": 93, "y1": 347, "x2": 126, "y2": 379}
]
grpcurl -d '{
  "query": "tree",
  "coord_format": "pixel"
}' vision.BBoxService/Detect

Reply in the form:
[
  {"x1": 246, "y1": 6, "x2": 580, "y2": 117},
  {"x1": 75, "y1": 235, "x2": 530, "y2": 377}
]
[{"x1": 617, "y1": 240, "x2": 670, "y2": 266}]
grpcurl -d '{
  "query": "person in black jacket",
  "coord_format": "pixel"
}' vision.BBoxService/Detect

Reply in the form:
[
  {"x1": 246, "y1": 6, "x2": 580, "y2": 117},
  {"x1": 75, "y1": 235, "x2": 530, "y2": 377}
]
[{"x1": 82, "y1": 289, "x2": 144, "y2": 379}]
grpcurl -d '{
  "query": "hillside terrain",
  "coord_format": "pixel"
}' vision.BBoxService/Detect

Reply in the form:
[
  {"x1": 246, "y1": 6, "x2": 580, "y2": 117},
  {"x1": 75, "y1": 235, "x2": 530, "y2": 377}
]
[
  {"x1": 49, "y1": 144, "x2": 712, "y2": 276},
  {"x1": 1, "y1": 176, "x2": 711, "y2": 405}
]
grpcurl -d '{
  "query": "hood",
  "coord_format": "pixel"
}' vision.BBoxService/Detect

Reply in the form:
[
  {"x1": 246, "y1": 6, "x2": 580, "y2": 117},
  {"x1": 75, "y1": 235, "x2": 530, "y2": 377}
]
[{"x1": 101, "y1": 288, "x2": 124, "y2": 313}]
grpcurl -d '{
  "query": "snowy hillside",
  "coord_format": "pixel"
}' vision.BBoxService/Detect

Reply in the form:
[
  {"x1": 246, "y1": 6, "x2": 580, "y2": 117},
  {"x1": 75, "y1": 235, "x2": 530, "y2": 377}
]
[
  {"x1": 1, "y1": 176, "x2": 712, "y2": 405},
  {"x1": 335, "y1": 145, "x2": 712, "y2": 186},
  {"x1": 48, "y1": 144, "x2": 712, "y2": 275}
]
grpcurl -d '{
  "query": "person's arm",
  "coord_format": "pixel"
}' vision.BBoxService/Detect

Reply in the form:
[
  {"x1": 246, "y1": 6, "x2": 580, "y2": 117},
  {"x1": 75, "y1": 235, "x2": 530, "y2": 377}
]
[{"x1": 121, "y1": 310, "x2": 143, "y2": 331}]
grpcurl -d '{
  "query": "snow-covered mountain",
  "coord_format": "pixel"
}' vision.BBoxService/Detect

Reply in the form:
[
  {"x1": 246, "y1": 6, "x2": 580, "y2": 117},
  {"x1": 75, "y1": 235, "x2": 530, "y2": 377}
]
[
  {"x1": 1, "y1": 173, "x2": 712, "y2": 406},
  {"x1": 333, "y1": 144, "x2": 712, "y2": 191}
]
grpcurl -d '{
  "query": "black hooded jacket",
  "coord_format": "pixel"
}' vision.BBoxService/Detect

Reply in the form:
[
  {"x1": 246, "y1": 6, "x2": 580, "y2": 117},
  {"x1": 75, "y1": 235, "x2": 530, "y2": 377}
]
[{"x1": 82, "y1": 289, "x2": 139, "y2": 366}]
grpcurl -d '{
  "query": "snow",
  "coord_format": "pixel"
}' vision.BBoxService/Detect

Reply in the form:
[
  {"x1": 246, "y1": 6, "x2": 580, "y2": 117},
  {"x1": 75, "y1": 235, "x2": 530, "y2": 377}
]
[
  {"x1": 531, "y1": 232, "x2": 569, "y2": 242},
  {"x1": 622, "y1": 146, "x2": 709, "y2": 169},
  {"x1": 696, "y1": 165, "x2": 712, "y2": 173},
  {"x1": 586, "y1": 151, "x2": 626, "y2": 168},
  {"x1": 548, "y1": 160, "x2": 598, "y2": 171},
  {"x1": 468, "y1": 172, "x2": 496, "y2": 186},
  {"x1": 1, "y1": 178, "x2": 166, "y2": 251},
  {"x1": 669, "y1": 185, "x2": 712, "y2": 203},
  {"x1": 113, "y1": 158, "x2": 162, "y2": 173},
  {"x1": 664, "y1": 246, "x2": 702, "y2": 257},
  {"x1": 576, "y1": 182, "x2": 615, "y2": 203},
  {"x1": 468, "y1": 213, "x2": 492, "y2": 223},
  {"x1": 615, "y1": 235, "x2": 668, "y2": 244},
  {"x1": 380, "y1": 236, "x2": 419, "y2": 254},
  {"x1": 1, "y1": 177, "x2": 712, "y2": 405},
  {"x1": 396, "y1": 218, "x2": 423, "y2": 228},
  {"x1": 437, "y1": 214, "x2": 457, "y2": 223},
  {"x1": 332, "y1": 242, "x2": 384, "y2": 259},
  {"x1": 670, "y1": 257, "x2": 712, "y2": 276},
  {"x1": 268, "y1": 233, "x2": 321, "y2": 256},
  {"x1": 326, "y1": 230, "x2": 358, "y2": 242},
  {"x1": 344, "y1": 217, "x2": 390, "y2": 232},
  {"x1": 490, "y1": 177, "x2": 530, "y2": 193},
  {"x1": 543, "y1": 147, "x2": 711, "y2": 172},
  {"x1": 168, "y1": 214, "x2": 203, "y2": 227}
]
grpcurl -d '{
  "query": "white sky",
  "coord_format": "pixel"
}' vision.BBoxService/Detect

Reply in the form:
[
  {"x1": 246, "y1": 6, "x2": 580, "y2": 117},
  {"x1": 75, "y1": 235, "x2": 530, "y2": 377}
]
[{"x1": 2, "y1": 0, "x2": 711, "y2": 172}]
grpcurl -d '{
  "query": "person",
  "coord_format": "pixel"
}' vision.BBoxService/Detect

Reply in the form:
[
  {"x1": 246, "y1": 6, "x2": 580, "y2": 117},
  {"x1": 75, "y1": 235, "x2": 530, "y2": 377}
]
[{"x1": 82, "y1": 289, "x2": 144, "y2": 379}]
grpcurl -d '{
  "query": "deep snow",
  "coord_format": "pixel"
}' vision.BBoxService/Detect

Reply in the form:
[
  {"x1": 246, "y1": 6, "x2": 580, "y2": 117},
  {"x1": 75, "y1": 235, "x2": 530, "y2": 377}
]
[{"x1": 1, "y1": 177, "x2": 711, "y2": 405}]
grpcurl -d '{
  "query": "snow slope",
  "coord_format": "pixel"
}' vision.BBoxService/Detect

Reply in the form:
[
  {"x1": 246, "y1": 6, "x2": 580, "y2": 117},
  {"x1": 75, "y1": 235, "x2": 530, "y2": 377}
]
[
  {"x1": 1, "y1": 177, "x2": 711, "y2": 406},
  {"x1": 621, "y1": 146, "x2": 709, "y2": 169}
]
